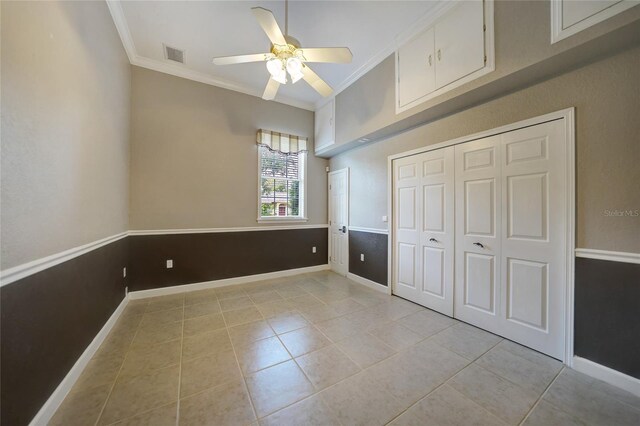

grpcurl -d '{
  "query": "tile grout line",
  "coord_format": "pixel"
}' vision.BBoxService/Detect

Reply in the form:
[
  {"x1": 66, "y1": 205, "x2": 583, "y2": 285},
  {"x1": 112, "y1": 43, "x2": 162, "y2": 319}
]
[
  {"x1": 93, "y1": 300, "x2": 149, "y2": 426},
  {"x1": 174, "y1": 296, "x2": 186, "y2": 426},
  {"x1": 517, "y1": 365, "x2": 566, "y2": 425},
  {"x1": 222, "y1": 295, "x2": 261, "y2": 424}
]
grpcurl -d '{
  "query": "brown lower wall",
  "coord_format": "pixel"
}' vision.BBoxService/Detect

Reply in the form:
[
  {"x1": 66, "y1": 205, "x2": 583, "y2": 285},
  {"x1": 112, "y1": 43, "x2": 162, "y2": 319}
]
[
  {"x1": 0, "y1": 238, "x2": 129, "y2": 426},
  {"x1": 128, "y1": 228, "x2": 328, "y2": 291}
]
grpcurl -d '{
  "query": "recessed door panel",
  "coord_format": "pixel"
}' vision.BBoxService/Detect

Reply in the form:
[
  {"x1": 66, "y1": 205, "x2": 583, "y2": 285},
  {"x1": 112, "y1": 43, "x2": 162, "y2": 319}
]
[
  {"x1": 464, "y1": 148, "x2": 494, "y2": 170},
  {"x1": 423, "y1": 247, "x2": 445, "y2": 297},
  {"x1": 398, "y1": 243, "x2": 416, "y2": 288},
  {"x1": 424, "y1": 184, "x2": 445, "y2": 232},
  {"x1": 398, "y1": 164, "x2": 416, "y2": 180},
  {"x1": 508, "y1": 173, "x2": 547, "y2": 240},
  {"x1": 464, "y1": 253, "x2": 495, "y2": 313},
  {"x1": 506, "y1": 137, "x2": 547, "y2": 164},
  {"x1": 398, "y1": 187, "x2": 416, "y2": 230},
  {"x1": 507, "y1": 258, "x2": 548, "y2": 330},
  {"x1": 465, "y1": 179, "x2": 495, "y2": 236},
  {"x1": 423, "y1": 158, "x2": 444, "y2": 176}
]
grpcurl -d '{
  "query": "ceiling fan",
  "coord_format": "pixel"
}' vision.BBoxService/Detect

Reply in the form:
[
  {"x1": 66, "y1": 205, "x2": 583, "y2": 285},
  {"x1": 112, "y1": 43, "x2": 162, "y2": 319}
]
[{"x1": 212, "y1": 0, "x2": 353, "y2": 101}]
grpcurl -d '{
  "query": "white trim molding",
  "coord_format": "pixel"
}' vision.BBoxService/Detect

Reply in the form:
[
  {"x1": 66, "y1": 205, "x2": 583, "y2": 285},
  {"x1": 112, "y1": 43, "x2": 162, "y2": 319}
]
[
  {"x1": 29, "y1": 296, "x2": 129, "y2": 426},
  {"x1": 129, "y1": 264, "x2": 330, "y2": 299},
  {"x1": 129, "y1": 224, "x2": 328, "y2": 236},
  {"x1": 105, "y1": 1, "x2": 314, "y2": 111},
  {"x1": 572, "y1": 356, "x2": 640, "y2": 398},
  {"x1": 575, "y1": 248, "x2": 640, "y2": 265},
  {"x1": 347, "y1": 272, "x2": 391, "y2": 295},
  {"x1": 0, "y1": 232, "x2": 128, "y2": 287},
  {"x1": 349, "y1": 226, "x2": 389, "y2": 235},
  {"x1": 2, "y1": 226, "x2": 329, "y2": 286},
  {"x1": 551, "y1": 0, "x2": 639, "y2": 44}
]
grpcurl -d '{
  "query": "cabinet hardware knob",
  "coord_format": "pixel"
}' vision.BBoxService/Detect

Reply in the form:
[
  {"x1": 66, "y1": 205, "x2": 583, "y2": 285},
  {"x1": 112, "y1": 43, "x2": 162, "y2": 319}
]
[{"x1": 473, "y1": 242, "x2": 484, "y2": 249}]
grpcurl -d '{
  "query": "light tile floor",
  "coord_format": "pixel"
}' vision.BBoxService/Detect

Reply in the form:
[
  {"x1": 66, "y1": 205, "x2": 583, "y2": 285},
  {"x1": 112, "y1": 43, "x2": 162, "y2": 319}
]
[{"x1": 51, "y1": 271, "x2": 640, "y2": 425}]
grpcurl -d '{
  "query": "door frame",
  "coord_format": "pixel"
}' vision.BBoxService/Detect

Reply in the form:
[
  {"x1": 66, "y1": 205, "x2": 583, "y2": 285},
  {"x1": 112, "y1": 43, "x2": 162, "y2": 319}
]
[
  {"x1": 387, "y1": 108, "x2": 575, "y2": 364},
  {"x1": 328, "y1": 168, "x2": 350, "y2": 276}
]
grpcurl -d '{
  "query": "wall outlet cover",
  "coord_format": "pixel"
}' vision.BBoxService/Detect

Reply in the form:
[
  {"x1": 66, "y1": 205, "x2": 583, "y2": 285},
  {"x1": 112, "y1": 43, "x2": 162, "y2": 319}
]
[
  {"x1": 382, "y1": 215, "x2": 388, "y2": 222},
  {"x1": 123, "y1": 267, "x2": 127, "y2": 278},
  {"x1": 166, "y1": 259, "x2": 173, "y2": 268},
  {"x1": 312, "y1": 246, "x2": 317, "y2": 253},
  {"x1": 360, "y1": 254, "x2": 365, "y2": 262}
]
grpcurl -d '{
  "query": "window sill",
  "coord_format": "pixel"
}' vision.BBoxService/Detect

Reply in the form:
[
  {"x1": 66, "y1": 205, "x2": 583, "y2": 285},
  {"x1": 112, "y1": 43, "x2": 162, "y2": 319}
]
[{"x1": 257, "y1": 217, "x2": 309, "y2": 223}]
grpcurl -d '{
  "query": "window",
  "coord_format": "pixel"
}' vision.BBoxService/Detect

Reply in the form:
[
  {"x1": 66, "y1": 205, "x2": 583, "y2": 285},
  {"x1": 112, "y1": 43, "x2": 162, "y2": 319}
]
[{"x1": 258, "y1": 145, "x2": 306, "y2": 220}]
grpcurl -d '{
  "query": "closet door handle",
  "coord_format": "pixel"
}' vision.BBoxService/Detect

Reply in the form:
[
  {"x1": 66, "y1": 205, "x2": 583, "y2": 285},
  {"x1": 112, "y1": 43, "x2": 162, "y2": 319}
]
[
  {"x1": 437, "y1": 49, "x2": 441, "y2": 61},
  {"x1": 428, "y1": 54, "x2": 432, "y2": 66},
  {"x1": 429, "y1": 238, "x2": 438, "y2": 243},
  {"x1": 473, "y1": 242, "x2": 484, "y2": 249}
]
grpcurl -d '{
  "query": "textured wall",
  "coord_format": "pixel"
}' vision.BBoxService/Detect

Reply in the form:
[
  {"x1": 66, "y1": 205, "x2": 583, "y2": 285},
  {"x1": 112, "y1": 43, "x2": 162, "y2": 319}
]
[
  {"x1": 1, "y1": 1, "x2": 131, "y2": 269},
  {"x1": 331, "y1": 46, "x2": 640, "y2": 253},
  {"x1": 129, "y1": 67, "x2": 328, "y2": 230}
]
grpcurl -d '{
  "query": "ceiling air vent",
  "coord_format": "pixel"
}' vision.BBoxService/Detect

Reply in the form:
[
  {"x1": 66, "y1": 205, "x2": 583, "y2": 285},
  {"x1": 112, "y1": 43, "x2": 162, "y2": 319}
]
[{"x1": 164, "y1": 44, "x2": 185, "y2": 64}]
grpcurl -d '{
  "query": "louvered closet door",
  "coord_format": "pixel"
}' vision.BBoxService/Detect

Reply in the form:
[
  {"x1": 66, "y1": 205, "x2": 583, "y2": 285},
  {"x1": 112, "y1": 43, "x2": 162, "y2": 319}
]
[
  {"x1": 499, "y1": 120, "x2": 566, "y2": 359},
  {"x1": 454, "y1": 136, "x2": 502, "y2": 334},
  {"x1": 393, "y1": 147, "x2": 455, "y2": 315}
]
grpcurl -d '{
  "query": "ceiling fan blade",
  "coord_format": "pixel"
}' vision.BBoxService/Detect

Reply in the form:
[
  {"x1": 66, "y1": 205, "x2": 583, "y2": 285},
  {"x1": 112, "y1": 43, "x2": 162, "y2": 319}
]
[
  {"x1": 212, "y1": 53, "x2": 272, "y2": 66},
  {"x1": 299, "y1": 47, "x2": 353, "y2": 63},
  {"x1": 302, "y1": 65, "x2": 333, "y2": 97},
  {"x1": 262, "y1": 77, "x2": 280, "y2": 100},
  {"x1": 251, "y1": 7, "x2": 287, "y2": 46}
]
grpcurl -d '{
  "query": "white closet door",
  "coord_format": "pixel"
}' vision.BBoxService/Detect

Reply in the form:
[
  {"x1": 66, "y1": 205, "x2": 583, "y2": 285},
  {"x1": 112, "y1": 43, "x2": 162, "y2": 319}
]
[
  {"x1": 454, "y1": 136, "x2": 502, "y2": 334},
  {"x1": 393, "y1": 155, "x2": 421, "y2": 302},
  {"x1": 499, "y1": 120, "x2": 566, "y2": 359},
  {"x1": 393, "y1": 147, "x2": 455, "y2": 315}
]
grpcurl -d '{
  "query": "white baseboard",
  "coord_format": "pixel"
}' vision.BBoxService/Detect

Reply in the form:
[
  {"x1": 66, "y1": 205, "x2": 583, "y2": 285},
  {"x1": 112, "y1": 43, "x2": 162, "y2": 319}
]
[
  {"x1": 575, "y1": 248, "x2": 640, "y2": 264},
  {"x1": 129, "y1": 264, "x2": 331, "y2": 300},
  {"x1": 29, "y1": 296, "x2": 129, "y2": 426},
  {"x1": 572, "y1": 356, "x2": 640, "y2": 397},
  {"x1": 347, "y1": 272, "x2": 390, "y2": 295}
]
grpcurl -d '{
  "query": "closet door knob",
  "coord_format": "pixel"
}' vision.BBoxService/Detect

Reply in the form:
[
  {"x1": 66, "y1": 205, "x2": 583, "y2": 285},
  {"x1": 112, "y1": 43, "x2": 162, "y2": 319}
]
[
  {"x1": 473, "y1": 242, "x2": 484, "y2": 249},
  {"x1": 429, "y1": 238, "x2": 438, "y2": 243}
]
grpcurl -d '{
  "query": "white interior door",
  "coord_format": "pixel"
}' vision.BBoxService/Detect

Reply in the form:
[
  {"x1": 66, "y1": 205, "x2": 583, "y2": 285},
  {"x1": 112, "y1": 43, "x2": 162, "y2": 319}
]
[
  {"x1": 329, "y1": 169, "x2": 349, "y2": 275},
  {"x1": 454, "y1": 135, "x2": 503, "y2": 334},
  {"x1": 499, "y1": 120, "x2": 566, "y2": 359},
  {"x1": 393, "y1": 146, "x2": 455, "y2": 316}
]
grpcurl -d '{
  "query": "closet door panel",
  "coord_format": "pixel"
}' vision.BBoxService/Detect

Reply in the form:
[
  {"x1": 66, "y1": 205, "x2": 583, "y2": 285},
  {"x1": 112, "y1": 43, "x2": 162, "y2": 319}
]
[
  {"x1": 454, "y1": 135, "x2": 502, "y2": 333},
  {"x1": 499, "y1": 120, "x2": 566, "y2": 360}
]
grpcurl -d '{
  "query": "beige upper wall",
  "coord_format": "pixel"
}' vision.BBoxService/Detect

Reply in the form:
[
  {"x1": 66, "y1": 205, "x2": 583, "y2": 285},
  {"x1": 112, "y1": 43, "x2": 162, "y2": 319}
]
[
  {"x1": 129, "y1": 67, "x2": 327, "y2": 230},
  {"x1": 1, "y1": 1, "x2": 131, "y2": 269},
  {"x1": 335, "y1": 0, "x2": 640, "y2": 146},
  {"x1": 330, "y1": 45, "x2": 640, "y2": 253}
]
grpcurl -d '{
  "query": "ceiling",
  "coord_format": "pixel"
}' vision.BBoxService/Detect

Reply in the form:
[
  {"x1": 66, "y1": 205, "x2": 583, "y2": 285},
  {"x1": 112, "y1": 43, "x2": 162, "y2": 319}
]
[{"x1": 108, "y1": 1, "x2": 441, "y2": 110}]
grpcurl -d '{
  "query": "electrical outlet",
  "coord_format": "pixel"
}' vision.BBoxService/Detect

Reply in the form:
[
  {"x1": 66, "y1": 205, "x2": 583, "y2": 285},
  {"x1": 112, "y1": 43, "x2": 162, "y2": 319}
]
[
  {"x1": 312, "y1": 246, "x2": 317, "y2": 253},
  {"x1": 166, "y1": 259, "x2": 173, "y2": 269},
  {"x1": 325, "y1": 166, "x2": 330, "y2": 172},
  {"x1": 382, "y1": 215, "x2": 388, "y2": 222},
  {"x1": 123, "y1": 267, "x2": 127, "y2": 278},
  {"x1": 360, "y1": 254, "x2": 365, "y2": 262}
]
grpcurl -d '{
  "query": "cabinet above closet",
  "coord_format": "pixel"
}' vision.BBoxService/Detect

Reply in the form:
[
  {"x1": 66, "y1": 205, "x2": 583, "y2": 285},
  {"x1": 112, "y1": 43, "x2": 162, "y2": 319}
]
[{"x1": 396, "y1": 0, "x2": 494, "y2": 114}]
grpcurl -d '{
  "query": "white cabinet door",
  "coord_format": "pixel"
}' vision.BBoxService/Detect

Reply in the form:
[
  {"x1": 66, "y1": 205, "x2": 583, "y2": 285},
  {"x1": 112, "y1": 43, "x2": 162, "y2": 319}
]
[
  {"x1": 315, "y1": 99, "x2": 334, "y2": 153},
  {"x1": 435, "y1": 0, "x2": 485, "y2": 89},
  {"x1": 499, "y1": 120, "x2": 566, "y2": 360},
  {"x1": 397, "y1": 27, "x2": 435, "y2": 108},
  {"x1": 454, "y1": 135, "x2": 502, "y2": 334},
  {"x1": 393, "y1": 146, "x2": 455, "y2": 316}
]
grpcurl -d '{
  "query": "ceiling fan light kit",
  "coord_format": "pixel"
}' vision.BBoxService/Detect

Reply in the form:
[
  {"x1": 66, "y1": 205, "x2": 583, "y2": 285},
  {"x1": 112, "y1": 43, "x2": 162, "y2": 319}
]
[{"x1": 211, "y1": 0, "x2": 353, "y2": 101}]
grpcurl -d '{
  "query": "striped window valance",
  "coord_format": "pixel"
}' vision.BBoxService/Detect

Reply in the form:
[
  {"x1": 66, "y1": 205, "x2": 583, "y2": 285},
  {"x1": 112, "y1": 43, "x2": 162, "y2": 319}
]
[{"x1": 256, "y1": 129, "x2": 308, "y2": 154}]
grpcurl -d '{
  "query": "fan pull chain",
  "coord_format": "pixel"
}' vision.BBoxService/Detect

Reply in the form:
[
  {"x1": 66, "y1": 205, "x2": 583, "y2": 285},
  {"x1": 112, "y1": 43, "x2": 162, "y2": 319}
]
[{"x1": 285, "y1": 0, "x2": 288, "y2": 36}]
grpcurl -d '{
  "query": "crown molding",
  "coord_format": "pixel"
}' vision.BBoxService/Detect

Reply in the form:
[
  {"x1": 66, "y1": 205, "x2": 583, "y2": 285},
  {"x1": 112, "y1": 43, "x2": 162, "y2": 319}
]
[{"x1": 105, "y1": 0, "x2": 314, "y2": 111}]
